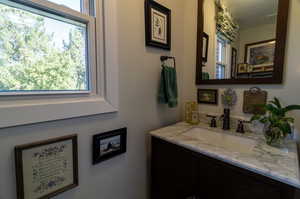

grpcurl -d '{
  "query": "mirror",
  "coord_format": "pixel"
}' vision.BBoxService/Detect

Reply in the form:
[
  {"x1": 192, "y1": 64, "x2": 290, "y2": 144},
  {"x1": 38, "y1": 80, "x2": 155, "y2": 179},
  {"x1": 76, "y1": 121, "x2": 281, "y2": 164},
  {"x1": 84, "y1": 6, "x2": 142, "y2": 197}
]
[{"x1": 196, "y1": 0, "x2": 290, "y2": 84}]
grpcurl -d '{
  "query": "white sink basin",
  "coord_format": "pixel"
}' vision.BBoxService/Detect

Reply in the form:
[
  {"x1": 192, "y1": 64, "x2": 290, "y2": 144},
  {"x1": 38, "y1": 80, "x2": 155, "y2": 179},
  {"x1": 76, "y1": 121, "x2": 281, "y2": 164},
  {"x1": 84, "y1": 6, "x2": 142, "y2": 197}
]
[{"x1": 183, "y1": 128, "x2": 257, "y2": 154}]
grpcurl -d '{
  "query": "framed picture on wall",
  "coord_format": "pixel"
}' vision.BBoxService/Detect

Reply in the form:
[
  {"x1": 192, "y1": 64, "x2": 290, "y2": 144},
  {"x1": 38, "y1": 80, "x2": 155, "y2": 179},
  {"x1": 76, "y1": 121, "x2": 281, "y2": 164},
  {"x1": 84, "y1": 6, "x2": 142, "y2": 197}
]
[
  {"x1": 197, "y1": 89, "x2": 218, "y2": 105},
  {"x1": 15, "y1": 135, "x2": 78, "y2": 199},
  {"x1": 237, "y1": 63, "x2": 249, "y2": 74},
  {"x1": 93, "y1": 128, "x2": 127, "y2": 164},
  {"x1": 145, "y1": 0, "x2": 171, "y2": 50},
  {"x1": 245, "y1": 39, "x2": 276, "y2": 69},
  {"x1": 202, "y1": 32, "x2": 209, "y2": 63}
]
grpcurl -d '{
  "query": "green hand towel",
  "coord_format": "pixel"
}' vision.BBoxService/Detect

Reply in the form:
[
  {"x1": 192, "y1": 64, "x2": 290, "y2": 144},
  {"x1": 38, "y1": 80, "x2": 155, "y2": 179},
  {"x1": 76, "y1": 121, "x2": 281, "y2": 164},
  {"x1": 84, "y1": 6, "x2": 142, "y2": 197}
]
[{"x1": 158, "y1": 65, "x2": 178, "y2": 108}]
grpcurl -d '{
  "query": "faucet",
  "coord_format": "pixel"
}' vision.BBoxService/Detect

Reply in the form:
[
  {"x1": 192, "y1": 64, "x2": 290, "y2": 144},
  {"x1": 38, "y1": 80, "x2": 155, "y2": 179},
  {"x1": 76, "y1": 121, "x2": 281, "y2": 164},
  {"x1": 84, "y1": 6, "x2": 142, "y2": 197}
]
[{"x1": 220, "y1": 109, "x2": 230, "y2": 130}]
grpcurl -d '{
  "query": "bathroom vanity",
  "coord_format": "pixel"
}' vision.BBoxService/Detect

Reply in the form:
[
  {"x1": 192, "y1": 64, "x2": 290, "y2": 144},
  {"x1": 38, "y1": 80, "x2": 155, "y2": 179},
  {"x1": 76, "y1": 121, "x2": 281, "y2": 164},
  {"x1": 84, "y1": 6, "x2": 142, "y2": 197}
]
[{"x1": 150, "y1": 123, "x2": 300, "y2": 199}]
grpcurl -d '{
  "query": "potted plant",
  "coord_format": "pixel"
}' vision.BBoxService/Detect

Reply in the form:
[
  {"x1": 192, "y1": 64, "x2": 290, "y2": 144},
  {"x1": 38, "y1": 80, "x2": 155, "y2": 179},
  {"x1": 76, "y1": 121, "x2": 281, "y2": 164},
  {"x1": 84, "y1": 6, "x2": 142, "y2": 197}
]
[{"x1": 251, "y1": 97, "x2": 300, "y2": 146}]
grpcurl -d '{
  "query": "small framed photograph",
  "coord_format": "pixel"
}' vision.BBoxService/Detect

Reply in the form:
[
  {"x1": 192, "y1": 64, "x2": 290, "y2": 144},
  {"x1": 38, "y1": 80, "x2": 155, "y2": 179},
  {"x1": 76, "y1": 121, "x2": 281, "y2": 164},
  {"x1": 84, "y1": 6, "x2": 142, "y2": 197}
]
[
  {"x1": 93, "y1": 128, "x2": 127, "y2": 164},
  {"x1": 237, "y1": 63, "x2": 249, "y2": 74},
  {"x1": 145, "y1": 0, "x2": 171, "y2": 50},
  {"x1": 202, "y1": 32, "x2": 209, "y2": 63},
  {"x1": 15, "y1": 135, "x2": 78, "y2": 199},
  {"x1": 245, "y1": 39, "x2": 276, "y2": 69},
  {"x1": 198, "y1": 89, "x2": 218, "y2": 105}
]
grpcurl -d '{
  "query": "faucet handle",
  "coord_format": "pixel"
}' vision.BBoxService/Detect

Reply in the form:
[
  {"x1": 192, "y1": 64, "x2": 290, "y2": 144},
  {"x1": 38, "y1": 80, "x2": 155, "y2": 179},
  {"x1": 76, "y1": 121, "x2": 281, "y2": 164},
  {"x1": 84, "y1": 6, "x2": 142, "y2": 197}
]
[
  {"x1": 236, "y1": 120, "x2": 250, "y2": 134},
  {"x1": 206, "y1": 114, "x2": 217, "y2": 118},
  {"x1": 206, "y1": 115, "x2": 217, "y2": 128},
  {"x1": 240, "y1": 120, "x2": 251, "y2": 126}
]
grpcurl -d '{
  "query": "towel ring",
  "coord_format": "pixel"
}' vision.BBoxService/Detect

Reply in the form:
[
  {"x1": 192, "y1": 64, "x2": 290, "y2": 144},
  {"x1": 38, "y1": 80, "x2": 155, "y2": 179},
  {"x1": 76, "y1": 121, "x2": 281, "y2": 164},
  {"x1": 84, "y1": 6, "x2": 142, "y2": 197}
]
[{"x1": 160, "y1": 56, "x2": 176, "y2": 69}]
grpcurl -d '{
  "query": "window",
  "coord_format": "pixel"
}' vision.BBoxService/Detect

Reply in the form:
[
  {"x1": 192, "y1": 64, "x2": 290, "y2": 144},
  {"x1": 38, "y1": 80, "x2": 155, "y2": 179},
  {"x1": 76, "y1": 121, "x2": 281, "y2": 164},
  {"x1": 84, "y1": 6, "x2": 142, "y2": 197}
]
[
  {"x1": 0, "y1": 2, "x2": 89, "y2": 93},
  {"x1": 216, "y1": 35, "x2": 226, "y2": 79},
  {"x1": 0, "y1": 0, "x2": 119, "y2": 128},
  {"x1": 47, "y1": 0, "x2": 82, "y2": 12},
  {"x1": 0, "y1": 0, "x2": 93, "y2": 94}
]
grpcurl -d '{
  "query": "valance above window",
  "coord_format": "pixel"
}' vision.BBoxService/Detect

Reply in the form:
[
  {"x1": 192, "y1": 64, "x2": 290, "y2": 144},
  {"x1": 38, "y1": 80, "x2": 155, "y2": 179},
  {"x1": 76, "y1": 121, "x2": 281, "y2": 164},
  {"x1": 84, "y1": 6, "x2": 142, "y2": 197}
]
[{"x1": 215, "y1": 0, "x2": 239, "y2": 42}]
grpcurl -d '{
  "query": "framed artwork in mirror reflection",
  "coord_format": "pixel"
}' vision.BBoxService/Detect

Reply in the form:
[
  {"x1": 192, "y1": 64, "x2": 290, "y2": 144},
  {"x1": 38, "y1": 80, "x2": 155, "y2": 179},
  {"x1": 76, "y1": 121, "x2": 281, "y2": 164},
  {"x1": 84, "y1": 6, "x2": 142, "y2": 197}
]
[
  {"x1": 93, "y1": 128, "x2": 127, "y2": 164},
  {"x1": 231, "y1": 47, "x2": 237, "y2": 78},
  {"x1": 245, "y1": 39, "x2": 276, "y2": 71},
  {"x1": 202, "y1": 32, "x2": 209, "y2": 63}
]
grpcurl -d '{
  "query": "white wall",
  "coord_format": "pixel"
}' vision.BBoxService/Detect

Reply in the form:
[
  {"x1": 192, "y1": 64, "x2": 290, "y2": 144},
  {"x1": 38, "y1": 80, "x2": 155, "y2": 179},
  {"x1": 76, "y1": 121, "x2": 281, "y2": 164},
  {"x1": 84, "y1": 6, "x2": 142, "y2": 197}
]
[
  {"x1": 183, "y1": 0, "x2": 300, "y2": 141},
  {"x1": 0, "y1": 0, "x2": 186, "y2": 199}
]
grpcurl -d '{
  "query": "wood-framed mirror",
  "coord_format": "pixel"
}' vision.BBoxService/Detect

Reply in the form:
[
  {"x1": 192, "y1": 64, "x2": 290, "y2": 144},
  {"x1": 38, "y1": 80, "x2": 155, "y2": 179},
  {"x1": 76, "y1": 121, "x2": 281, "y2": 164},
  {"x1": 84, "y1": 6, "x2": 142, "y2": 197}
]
[{"x1": 196, "y1": 0, "x2": 290, "y2": 85}]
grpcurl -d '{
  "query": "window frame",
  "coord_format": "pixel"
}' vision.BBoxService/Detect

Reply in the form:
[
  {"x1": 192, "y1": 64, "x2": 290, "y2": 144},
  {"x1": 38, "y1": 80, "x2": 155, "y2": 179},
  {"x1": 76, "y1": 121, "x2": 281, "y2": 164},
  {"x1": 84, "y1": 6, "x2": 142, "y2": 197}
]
[
  {"x1": 0, "y1": 0, "x2": 119, "y2": 128},
  {"x1": 215, "y1": 35, "x2": 230, "y2": 79},
  {"x1": 0, "y1": 0, "x2": 94, "y2": 95}
]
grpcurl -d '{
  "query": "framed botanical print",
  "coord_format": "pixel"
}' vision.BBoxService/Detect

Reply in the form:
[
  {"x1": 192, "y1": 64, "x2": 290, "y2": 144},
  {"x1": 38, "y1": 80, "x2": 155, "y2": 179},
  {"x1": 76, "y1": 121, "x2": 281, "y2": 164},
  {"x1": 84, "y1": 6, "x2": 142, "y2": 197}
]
[
  {"x1": 93, "y1": 128, "x2": 127, "y2": 164},
  {"x1": 245, "y1": 39, "x2": 276, "y2": 70},
  {"x1": 145, "y1": 0, "x2": 171, "y2": 50},
  {"x1": 15, "y1": 135, "x2": 78, "y2": 199}
]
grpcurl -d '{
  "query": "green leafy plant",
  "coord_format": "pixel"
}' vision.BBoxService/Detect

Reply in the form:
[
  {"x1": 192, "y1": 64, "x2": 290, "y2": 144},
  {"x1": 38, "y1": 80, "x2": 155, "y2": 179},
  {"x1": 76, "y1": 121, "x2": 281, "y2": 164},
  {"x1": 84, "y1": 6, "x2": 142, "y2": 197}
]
[{"x1": 251, "y1": 97, "x2": 300, "y2": 145}]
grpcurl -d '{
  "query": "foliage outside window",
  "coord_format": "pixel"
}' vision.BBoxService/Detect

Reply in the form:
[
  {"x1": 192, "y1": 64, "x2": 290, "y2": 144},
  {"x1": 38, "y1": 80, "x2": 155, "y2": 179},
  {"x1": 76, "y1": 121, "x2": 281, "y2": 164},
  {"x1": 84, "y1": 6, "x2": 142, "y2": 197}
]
[{"x1": 0, "y1": 1, "x2": 89, "y2": 93}]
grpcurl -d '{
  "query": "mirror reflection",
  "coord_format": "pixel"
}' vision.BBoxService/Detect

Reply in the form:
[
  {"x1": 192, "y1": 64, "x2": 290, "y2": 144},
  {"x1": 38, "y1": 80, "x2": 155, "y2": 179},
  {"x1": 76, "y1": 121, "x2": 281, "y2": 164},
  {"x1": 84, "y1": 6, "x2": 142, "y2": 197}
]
[{"x1": 202, "y1": 0, "x2": 278, "y2": 80}]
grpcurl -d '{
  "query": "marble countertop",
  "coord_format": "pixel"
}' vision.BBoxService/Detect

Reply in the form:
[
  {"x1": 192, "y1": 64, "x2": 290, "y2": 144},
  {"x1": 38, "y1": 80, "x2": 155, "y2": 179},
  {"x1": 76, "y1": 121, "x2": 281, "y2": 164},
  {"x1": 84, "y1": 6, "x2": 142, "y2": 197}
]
[{"x1": 150, "y1": 122, "x2": 300, "y2": 189}]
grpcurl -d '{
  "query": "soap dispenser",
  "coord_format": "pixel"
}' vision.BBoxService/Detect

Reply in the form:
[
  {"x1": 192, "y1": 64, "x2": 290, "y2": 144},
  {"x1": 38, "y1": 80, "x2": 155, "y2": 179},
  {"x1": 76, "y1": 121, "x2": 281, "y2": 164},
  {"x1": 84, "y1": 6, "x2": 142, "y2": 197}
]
[
  {"x1": 184, "y1": 102, "x2": 199, "y2": 124},
  {"x1": 191, "y1": 111, "x2": 200, "y2": 125}
]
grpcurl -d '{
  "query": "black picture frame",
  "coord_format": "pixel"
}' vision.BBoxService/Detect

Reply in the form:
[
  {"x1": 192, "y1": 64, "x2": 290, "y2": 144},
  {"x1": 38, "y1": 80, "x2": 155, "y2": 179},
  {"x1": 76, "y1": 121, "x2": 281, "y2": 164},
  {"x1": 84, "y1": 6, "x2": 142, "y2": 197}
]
[
  {"x1": 145, "y1": 0, "x2": 171, "y2": 50},
  {"x1": 15, "y1": 135, "x2": 78, "y2": 199},
  {"x1": 197, "y1": 89, "x2": 218, "y2": 105},
  {"x1": 231, "y1": 47, "x2": 237, "y2": 78},
  {"x1": 244, "y1": 39, "x2": 276, "y2": 69},
  {"x1": 93, "y1": 128, "x2": 127, "y2": 165},
  {"x1": 202, "y1": 32, "x2": 209, "y2": 63}
]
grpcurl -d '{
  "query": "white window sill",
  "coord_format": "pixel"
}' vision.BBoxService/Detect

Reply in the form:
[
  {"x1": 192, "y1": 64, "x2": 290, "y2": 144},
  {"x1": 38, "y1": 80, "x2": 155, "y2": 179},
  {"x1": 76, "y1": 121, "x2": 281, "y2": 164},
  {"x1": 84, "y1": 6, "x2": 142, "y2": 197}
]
[{"x1": 0, "y1": 97, "x2": 117, "y2": 128}]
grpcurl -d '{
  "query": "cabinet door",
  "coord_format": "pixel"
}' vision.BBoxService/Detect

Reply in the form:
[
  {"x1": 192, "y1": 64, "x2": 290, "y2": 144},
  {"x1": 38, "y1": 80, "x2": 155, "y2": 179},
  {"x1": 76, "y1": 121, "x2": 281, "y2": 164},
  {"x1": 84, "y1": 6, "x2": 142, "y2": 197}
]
[
  {"x1": 198, "y1": 154, "x2": 293, "y2": 199},
  {"x1": 224, "y1": 165, "x2": 281, "y2": 199},
  {"x1": 151, "y1": 138, "x2": 199, "y2": 199},
  {"x1": 197, "y1": 155, "x2": 229, "y2": 199}
]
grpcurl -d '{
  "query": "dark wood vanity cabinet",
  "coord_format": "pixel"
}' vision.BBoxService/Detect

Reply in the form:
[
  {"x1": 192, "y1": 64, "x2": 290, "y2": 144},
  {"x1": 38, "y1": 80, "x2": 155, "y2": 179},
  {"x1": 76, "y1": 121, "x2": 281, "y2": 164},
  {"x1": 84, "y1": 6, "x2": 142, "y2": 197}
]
[
  {"x1": 151, "y1": 137, "x2": 199, "y2": 199},
  {"x1": 151, "y1": 137, "x2": 298, "y2": 199}
]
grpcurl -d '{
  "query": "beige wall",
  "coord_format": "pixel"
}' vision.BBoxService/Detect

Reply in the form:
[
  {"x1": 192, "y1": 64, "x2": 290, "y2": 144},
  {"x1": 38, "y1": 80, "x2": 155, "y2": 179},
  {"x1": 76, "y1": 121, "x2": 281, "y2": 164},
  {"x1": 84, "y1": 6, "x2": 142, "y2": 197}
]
[
  {"x1": 0, "y1": 0, "x2": 186, "y2": 198},
  {"x1": 202, "y1": 0, "x2": 217, "y2": 77},
  {"x1": 183, "y1": 0, "x2": 300, "y2": 141},
  {"x1": 238, "y1": 23, "x2": 276, "y2": 63}
]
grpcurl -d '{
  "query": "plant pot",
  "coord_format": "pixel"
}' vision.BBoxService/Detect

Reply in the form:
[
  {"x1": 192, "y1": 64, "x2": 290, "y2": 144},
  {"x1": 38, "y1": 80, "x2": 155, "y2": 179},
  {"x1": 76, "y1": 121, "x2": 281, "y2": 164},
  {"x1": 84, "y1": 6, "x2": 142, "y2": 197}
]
[{"x1": 263, "y1": 125, "x2": 287, "y2": 147}]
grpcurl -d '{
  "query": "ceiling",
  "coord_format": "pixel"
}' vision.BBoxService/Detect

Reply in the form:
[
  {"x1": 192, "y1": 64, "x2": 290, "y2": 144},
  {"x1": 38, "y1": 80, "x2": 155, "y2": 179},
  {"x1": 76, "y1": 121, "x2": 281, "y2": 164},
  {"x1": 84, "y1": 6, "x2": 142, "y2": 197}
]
[{"x1": 223, "y1": 0, "x2": 278, "y2": 29}]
